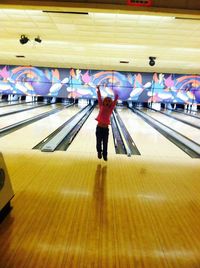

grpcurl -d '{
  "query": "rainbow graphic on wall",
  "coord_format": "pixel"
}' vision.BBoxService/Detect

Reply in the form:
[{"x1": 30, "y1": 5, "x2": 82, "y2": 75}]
[{"x1": 0, "y1": 65, "x2": 199, "y2": 103}]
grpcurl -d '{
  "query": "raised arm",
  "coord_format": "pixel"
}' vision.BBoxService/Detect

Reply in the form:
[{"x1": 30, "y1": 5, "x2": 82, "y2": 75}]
[
  {"x1": 112, "y1": 93, "x2": 119, "y2": 109},
  {"x1": 96, "y1": 85, "x2": 103, "y2": 106}
]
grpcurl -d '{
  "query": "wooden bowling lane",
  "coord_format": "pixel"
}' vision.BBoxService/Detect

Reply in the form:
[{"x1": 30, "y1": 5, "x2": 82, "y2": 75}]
[
  {"x1": 0, "y1": 104, "x2": 56, "y2": 129},
  {"x1": 144, "y1": 109, "x2": 200, "y2": 145},
  {"x1": 67, "y1": 108, "x2": 116, "y2": 156},
  {"x1": 0, "y1": 105, "x2": 82, "y2": 150},
  {"x1": 117, "y1": 108, "x2": 189, "y2": 158},
  {"x1": 0, "y1": 151, "x2": 200, "y2": 267},
  {"x1": 0, "y1": 101, "x2": 19, "y2": 107},
  {"x1": 0, "y1": 102, "x2": 39, "y2": 115}
]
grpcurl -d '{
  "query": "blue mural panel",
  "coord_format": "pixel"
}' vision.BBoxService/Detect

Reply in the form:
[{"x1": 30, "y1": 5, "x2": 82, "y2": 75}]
[
  {"x1": 173, "y1": 74, "x2": 198, "y2": 103},
  {"x1": 0, "y1": 66, "x2": 10, "y2": 81},
  {"x1": 0, "y1": 66, "x2": 13, "y2": 94},
  {"x1": 150, "y1": 73, "x2": 174, "y2": 103},
  {"x1": 48, "y1": 68, "x2": 71, "y2": 98},
  {"x1": 129, "y1": 72, "x2": 153, "y2": 102},
  {"x1": 68, "y1": 69, "x2": 96, "y2": 99}
]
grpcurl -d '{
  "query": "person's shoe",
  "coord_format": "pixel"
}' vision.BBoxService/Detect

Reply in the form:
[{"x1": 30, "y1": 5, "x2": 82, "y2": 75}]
[
  {"x1": 98, "y1": 152, "x2": 102, "y2": 159},
  {"x1": 103, "y1": 155, "x2": 107, "y2": 161}
]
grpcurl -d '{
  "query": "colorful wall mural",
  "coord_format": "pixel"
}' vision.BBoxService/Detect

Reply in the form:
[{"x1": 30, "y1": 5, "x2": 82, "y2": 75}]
[{"x1": 0, "y1": 65, "x2": 200, "y2": 104}]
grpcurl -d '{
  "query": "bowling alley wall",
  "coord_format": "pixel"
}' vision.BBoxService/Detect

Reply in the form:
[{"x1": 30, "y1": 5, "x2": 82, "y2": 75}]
[{"x1": 0, "y1": 65, "x2": 200, "y2": 104}]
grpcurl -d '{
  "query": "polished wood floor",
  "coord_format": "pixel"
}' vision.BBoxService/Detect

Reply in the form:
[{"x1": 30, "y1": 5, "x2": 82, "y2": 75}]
[{"x1": 0, "y1": 150, "x2": 200, "y2": 268}]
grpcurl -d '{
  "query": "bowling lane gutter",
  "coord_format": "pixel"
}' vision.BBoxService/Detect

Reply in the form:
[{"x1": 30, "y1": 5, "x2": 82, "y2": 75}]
[
  {"x1": 33, "y1": 104, "x2": 95, "y2": 152},
  {"x1": 111, "y1": 109, "x2": 141, "y2": 156},
  {"x1": 130, "y1": 107, "x2": 200, "y2": 158},
  {"x1": 0, "y1": 104, "x2": 73, "y2": 137},
  {"x1": 55, "y1": 105, "x2": 95, "y2": 151}
]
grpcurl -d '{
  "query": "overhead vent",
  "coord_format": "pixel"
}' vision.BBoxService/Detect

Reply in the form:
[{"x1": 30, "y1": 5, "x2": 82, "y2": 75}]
[
  {"x1": 43, "y1": 10, "x2": 88, "y2": 15},
  {"x1": 16, "y1": 55, "x2": 25, "y2": 58},
  {"x1": 175, "y1": 17, "x2": 200, "y2": 21},
  {"x1": 120, "y1": 61, "x2": 129, "y2": 64}
]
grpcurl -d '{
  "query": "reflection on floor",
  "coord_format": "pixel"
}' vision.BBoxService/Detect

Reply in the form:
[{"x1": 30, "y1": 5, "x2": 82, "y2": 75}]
[{"x1": 0, "y1": 150, "x2": 200, "y2": 268}]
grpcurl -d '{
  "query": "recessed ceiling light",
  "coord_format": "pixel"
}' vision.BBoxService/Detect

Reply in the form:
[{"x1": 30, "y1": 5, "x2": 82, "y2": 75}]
[
  {"x1": 120, "y1": 61, "x2": 129, "y2": 64},
  {"x1": 42, "y1": 10, "x2": 88, "y2": 15}
]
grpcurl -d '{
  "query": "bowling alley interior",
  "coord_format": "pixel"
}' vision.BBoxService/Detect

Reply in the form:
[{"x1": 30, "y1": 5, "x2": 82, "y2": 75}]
[{"x1": 0, "y1": 0, "x2": 200, "y2": 267}]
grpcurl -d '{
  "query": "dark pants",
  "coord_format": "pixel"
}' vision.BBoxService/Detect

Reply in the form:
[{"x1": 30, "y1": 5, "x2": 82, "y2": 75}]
[{"x1": 96, "y1": 126, "x2": 109, "y2": 157}]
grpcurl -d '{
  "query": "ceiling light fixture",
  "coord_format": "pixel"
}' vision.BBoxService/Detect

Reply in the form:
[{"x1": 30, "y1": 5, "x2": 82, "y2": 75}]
[
  {"x1": 149, "y1": 56, "x2": 156, "y2": 66},
  {"x1": 34, "y1": 36, "x2": 42, "y2": 43},
  {"x1": 19, "y1": 35, "x2": 29, "y2": 45}
]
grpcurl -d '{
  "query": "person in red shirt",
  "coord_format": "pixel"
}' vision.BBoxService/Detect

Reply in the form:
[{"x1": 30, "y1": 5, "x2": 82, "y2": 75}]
[{"x1": 95, "y1": 85, "x2": 118, "y2": 161}]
